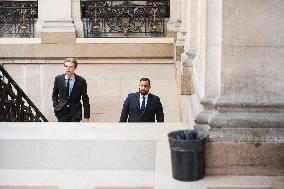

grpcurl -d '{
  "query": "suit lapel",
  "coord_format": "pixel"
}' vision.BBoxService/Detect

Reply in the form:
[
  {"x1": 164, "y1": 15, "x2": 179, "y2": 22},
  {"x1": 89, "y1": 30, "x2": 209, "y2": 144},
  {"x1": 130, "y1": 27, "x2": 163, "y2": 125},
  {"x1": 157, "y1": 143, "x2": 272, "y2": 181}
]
[
  {"x1": 59, "y1": 74, "x2": 68, "y2": 98},
  {"x1": 141, "y1": 93, "x2": 152, "y2": 116},
  {"x1": 144, "y1": 93, "x2": 153, "y2": 112},
  {"x1": 135, "y1": 92, "x2": 141, "y2": 113}
]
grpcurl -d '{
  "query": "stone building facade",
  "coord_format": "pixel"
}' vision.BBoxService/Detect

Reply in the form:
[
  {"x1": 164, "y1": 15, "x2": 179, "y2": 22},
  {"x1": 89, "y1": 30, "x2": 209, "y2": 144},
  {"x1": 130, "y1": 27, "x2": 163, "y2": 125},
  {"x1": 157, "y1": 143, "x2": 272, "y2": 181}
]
[{"x1": 0, "y1": 0, "x2": 283, "y2": 177}]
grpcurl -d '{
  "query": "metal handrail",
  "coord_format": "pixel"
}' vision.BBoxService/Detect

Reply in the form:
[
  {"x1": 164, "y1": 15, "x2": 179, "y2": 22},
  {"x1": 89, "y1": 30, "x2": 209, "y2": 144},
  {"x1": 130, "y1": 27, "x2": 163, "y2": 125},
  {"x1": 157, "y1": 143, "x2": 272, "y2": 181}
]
[{"x1": 0, "y1": 64, "x2": 48, "y2": 122}]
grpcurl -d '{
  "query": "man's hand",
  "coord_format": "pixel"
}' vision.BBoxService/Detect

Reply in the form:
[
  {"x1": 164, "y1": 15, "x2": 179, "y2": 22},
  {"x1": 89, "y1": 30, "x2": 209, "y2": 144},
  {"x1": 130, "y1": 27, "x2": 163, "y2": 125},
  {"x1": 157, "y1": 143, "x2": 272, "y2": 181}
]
[{"x1": 82, "y1": 118, "x2": 89, "y2": 122}]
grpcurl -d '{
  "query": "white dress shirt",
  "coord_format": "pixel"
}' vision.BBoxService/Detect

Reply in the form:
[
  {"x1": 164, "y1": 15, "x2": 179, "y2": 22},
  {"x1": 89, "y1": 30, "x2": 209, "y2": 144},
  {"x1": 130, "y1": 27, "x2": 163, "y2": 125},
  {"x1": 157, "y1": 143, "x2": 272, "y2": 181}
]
[
  {"x1": 139, "y1": 93, "x2": 148, "y2": 109},
  {"x1": 65, "y1": 74, "x2": 75, "y2": 96}
]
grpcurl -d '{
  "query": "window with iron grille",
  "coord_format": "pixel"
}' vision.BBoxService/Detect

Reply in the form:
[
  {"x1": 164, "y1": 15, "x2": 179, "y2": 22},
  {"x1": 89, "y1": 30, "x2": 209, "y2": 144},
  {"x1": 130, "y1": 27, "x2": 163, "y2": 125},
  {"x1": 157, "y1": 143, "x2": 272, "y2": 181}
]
[
  {"x1": 0, "y1": 0, "x2": 38, "y2": 38},
  {"x1": 81, "y1": 0, "x2": 170, "y2": 38}
]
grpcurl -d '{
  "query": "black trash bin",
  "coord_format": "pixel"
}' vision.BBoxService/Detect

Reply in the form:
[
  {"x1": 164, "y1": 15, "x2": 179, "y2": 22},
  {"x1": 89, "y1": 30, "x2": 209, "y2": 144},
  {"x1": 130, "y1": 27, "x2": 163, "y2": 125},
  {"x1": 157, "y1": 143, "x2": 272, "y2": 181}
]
[{"x1": 168, "y1": 129, "x2": 208, "y2": 181}]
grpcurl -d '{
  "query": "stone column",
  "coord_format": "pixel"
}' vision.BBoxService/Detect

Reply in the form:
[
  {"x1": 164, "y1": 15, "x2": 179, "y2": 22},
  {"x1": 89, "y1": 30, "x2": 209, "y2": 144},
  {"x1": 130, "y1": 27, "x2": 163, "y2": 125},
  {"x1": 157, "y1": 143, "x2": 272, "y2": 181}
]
[
  {"x1": 194, "y1": 0, "x2": 221, "y2": 124},
  {"x1": 183, "y1": 0, "x2": 191, "y2": 53},
  {"x1": 194, "y1": 0, "x2": 284, "y2": 175},
  {"x1": 177, "y1": 0, "x2": 182, "y2": 27},
  {"x1": 72, "y1": 0, "x2": 84, "y2": 38},
  {"x1": 176, "y1": 0, "x2": 189, "y2": 45},
  {"x1": 207, "y1": 0, "x2": 284, "y2": 129},
  {"x1": 166, "y1": 0, "x2": 179, "y2": 37},
  {"x1": 36, "y1": 0, "x2": 76, "y2": 43},
  {"x1": 182, "y1": 0, "x2": 207, "y2": 100},
  {"x1": 173, "y1": 0, "x2": 184, "y2": 95},
  {"x1": 177, "y1": 0, "x2": 192, "y2": 95}
]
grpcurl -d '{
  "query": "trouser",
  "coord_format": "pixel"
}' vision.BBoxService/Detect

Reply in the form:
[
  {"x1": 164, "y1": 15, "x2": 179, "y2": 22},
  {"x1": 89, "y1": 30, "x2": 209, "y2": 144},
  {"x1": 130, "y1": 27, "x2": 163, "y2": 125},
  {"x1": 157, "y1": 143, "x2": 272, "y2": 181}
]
[{"x1": 57, "y1": 106, "x2": 80, "y2": 122}]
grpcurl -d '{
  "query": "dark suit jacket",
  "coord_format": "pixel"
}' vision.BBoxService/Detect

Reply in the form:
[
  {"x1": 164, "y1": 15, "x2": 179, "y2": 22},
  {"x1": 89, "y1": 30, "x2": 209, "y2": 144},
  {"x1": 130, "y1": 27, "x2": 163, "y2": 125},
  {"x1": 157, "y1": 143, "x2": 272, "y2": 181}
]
[
  {"x1": 52, "y1": 74, "x2": 90, "y2": 120},
  {"x1": 120, "y1": 92, "x2": 164, "y2": 122}
]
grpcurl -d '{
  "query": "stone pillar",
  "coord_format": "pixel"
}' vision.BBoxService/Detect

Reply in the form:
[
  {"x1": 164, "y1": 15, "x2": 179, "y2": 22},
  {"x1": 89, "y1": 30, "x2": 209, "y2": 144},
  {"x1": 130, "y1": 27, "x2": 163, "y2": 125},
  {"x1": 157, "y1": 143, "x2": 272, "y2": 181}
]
[
  {"x1": 176, "y1": 0, "x2": 191, "y2": 95},
  {"x1": 177, "y1": 0, "x2": 182, "y2": 28},
  {"x1": 72, "y1": 0, "x2": 84, "y2": 38},
  {"x1": 184, "y1": 0, "x2": 207, "y2": 101},
  {"x1": 194, "y1": 0, "x2": 284, "y2": 175},
  {"x1": 176, "y1": 0, "x2": 189, "y2": 45},
  {"x1": 166, "y1": 0, "x2": 179, "y2": 37},
  {"x1": 206, "y1": 0, "x2": 284, "y2": 129},
  {"x1": 188, "y1": 0, "x2": 199, "y2": 53},
  {"x1": 173, "y1": 0, "x2": 183, "y2": 93},
  {"x1": 181, "y1": 0, "x2": 188, "y2": 33},
  {"x1": 194, "y1": 0, "x2": 221, "y2": 125},
  {"x1": 183, "y1": 0, "x2": 191, "y2": 53},
  {"x1": 180, "y1": 51, "x2": 193, "y2": 95},
  {"x1": 36, "y1": 0, "x2": 76, "y2": 43}
]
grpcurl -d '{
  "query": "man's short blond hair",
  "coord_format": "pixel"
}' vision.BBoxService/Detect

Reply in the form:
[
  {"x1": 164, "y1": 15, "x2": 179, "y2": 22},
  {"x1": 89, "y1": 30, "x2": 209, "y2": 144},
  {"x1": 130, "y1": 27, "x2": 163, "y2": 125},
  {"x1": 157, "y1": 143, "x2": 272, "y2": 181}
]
[{"x1": 64, "y1": 58, "x2": 78, "y2": 69}]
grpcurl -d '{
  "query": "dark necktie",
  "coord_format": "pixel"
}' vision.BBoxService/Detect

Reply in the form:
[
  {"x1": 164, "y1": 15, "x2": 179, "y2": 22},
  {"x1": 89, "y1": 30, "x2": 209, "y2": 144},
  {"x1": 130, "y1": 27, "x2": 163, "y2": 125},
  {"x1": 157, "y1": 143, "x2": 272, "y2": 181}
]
[
  {"x1": 66, "y1": 78, "x2": 70, "y2": 97},
  {"x1": 141, "y1": 95, "x2": 146, "y2": 111}
]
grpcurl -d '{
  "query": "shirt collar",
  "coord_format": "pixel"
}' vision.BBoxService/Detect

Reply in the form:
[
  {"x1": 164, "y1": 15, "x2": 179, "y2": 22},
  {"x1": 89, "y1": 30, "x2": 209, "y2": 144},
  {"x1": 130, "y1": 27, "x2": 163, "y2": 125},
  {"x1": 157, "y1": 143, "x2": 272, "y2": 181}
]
[
  {"x1": 140, "y1": 93, "x2": 149, "y2": 99},
  {"x1": 65, "y1": 74, "x2": 75, "y2": 81}
]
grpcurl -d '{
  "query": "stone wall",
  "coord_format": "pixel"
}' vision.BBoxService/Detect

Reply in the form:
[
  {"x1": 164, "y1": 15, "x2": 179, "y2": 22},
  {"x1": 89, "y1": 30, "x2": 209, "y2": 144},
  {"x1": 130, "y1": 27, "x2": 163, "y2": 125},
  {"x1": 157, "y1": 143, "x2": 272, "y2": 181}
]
[
  {"x1": 0, "y1": 38, "x2": 179, "y2": 122},
  {"x1": 221, "y1": 0, "x2": 284, "y2": 100}
]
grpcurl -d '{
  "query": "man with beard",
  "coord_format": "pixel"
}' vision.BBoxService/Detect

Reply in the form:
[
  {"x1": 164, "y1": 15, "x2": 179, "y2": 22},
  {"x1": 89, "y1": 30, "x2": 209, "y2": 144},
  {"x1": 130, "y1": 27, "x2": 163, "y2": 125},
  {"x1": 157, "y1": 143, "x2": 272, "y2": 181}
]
[
  {"x1": 52, "y1": 58, "x2": 90, "y2": 122},
  {"x1": 120, "y1": 78, "x2": 164, "y2": 122}
]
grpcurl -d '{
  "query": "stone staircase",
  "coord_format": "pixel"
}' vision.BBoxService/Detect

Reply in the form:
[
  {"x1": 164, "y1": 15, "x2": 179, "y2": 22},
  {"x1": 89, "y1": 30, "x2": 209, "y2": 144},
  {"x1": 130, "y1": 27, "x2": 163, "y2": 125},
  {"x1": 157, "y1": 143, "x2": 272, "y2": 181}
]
[{"x1": 0, "y1": 123, "x2": 283, "y2": 189}]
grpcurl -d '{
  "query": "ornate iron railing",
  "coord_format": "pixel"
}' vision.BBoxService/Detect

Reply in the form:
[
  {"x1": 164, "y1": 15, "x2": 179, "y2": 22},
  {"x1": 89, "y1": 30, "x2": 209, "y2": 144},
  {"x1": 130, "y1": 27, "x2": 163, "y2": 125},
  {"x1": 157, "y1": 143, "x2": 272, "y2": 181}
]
[
  {"x1": 0, "y1": 0, "x2": 38, "y2": 38},
  {"x1": 0, "y1": 64, "x2": 48, "y2": 122},
  {"x1": 81, "y1": 0, "x2": 170, "y2": 38}
]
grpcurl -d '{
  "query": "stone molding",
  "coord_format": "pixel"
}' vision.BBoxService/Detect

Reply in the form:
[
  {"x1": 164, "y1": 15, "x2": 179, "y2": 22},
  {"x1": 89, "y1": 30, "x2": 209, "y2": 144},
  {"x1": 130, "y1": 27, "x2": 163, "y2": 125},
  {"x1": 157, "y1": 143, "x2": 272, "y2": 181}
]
[
  {"x1": 209, "y1": 112, "x2": 284, "y2": 128},
  {"x1": 214, "y1": 99, "x2": 284, "y2": 111},
  {"x1": 195, "y1": 98, "x2": 284, "y2": 128},
  {"x1": 195, "y1": 110, "x2": 215, "y2": 125},
  {"x1": 209, "y1": 127, "x2": 284, "y2": 143},
  {"x1": 0, "y1": 43, "x2": 173, "y2": 58},
  {"x1": 39, "y1": 20, "x2": 76, "y2": 43},
  {"x1": 0, "y1": 58, "x2": 173, "y2": 64},
  {"x1": 41, "y1": 20, "x2": 75, "y2": 33}
]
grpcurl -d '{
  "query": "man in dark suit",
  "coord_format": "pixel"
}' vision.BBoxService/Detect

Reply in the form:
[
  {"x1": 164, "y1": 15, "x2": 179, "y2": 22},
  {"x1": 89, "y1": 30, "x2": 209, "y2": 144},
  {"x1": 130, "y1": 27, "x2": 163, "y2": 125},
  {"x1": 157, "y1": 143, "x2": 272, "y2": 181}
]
[
  {"x1": 52, "y1": 58, "x2": 90, "y2": 122},
  {"x1": 120, "y1": 78, "x2": 164, "y2": 122}
]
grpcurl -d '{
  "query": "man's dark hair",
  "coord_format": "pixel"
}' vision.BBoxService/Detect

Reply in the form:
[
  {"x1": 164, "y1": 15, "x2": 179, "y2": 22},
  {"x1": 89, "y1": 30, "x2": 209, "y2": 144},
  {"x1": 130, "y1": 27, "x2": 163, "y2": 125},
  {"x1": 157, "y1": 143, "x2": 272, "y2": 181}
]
[{"x1": 140, "y1": 78, "x2": 151, "y2": 86}]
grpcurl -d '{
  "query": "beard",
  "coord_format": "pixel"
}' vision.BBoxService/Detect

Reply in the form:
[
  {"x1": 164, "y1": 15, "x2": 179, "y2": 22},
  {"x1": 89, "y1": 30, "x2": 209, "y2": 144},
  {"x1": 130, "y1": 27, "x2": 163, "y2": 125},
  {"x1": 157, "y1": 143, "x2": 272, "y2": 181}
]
[{"x1": 139, "y1": 89, "x2": 148, "y2": 95}]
